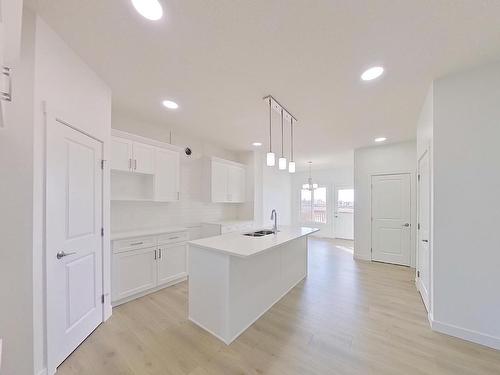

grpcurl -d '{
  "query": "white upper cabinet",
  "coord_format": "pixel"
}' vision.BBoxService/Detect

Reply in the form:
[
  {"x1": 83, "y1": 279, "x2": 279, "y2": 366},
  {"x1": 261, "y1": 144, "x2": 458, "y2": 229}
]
[
  {"x1": 110, "y1": 132, "x2": 181, "y2": 202},
  {"x1": 133, "y1": 142, "x2": 155, "y2": 174},
  {"x1": 227, "y1": 164, "x2": 246, "y2": 202},
  {"x1": 211, "y1": 160, "x2": 229, "y2": 202},
  {"x1": 111, "y1": 137, "x2": 133, "y2": 171},
  {"x1": 110, "y1": 136, "x2": 155, "y2": 174},
  {"x1": 209, "y1": 157, "x2": 246, "y2": 203},
  {"x1": 155, "y1": 147, "x2": 180, "y2": 202}
]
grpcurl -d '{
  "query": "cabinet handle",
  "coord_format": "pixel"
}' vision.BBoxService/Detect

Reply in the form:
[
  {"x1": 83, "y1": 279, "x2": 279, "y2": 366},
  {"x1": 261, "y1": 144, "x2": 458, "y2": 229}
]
[
  {"x1": 169, "y1": 236, "x2": 180, "y2": 240},
  {"x1": 130, "y1": 241, "x2": 143, "y2": 246},
  {"x1": 154, "y1": 250, "x2": 157, "y2": 260},
  {"x1": 134, "y1": 159, "x2": 137, "y2": 170},
  {"x1": 1, "y1": 67, "x2": 12, "y2": 102},
  {"x1": 158, "y1": 248, "x2": 162, "y2": 259},
  {"x1": 128, "y1": 158, "x2": 132, "y2": 170}
]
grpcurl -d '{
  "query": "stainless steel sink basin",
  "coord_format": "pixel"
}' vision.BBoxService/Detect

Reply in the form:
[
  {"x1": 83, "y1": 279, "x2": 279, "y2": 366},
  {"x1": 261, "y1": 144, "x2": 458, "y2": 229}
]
[{"x1": 243, "y1": 229, "x2": 277, "y2": 237}]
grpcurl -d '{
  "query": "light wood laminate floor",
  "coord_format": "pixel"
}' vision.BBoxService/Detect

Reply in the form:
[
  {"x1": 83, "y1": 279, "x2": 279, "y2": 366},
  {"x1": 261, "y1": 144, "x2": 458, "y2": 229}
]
[{"x1": 58, "y1": 238, "x2": 500, "y2": 375}]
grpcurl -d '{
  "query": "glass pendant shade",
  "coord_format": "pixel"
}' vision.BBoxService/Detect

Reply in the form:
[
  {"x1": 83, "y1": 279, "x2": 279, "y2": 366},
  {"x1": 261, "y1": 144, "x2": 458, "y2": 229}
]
[
  {"x1": 278, "y1": 157, "x2": 287, "y2": 170},
  {"x1": 288, "y1": 161, "x2": 296, "y2": 173},
  {"x1": 266, "y1": 152, "x2": 275, "y2": 166}
]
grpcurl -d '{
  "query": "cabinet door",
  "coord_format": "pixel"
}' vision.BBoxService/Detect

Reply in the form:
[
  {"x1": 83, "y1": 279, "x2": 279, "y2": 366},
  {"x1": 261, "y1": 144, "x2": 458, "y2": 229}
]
[
  {"x1": 157, "y1": 243, "x2": 187, "y2": 286},
  {"x1": 154, "y1": 147, "x2": 180, "y2": 202},
  {"x1": 112, "y1": 247, "x2": 157, "y2": 302},
  {"x1": 227, "y1": 165, "x2": 246, "y2": 202},
  {"x1": 133, "y1": 142, "x2": 155, "y2": 174},
  {"x1": 211, "y1": 160, "x2": 228, "y2": 202},
  {"x1": 111, "y1": 137, "x2": 133, "y2": 171}
]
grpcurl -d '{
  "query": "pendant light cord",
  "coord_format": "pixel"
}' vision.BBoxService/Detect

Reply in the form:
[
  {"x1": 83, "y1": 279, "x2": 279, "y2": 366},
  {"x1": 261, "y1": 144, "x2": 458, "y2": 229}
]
[
  {"x1": 290, "y1": 118, "x2": 294, "y2": 161},
  {"x1": 269, "y1": 98, "x2": 272, "y2": 153},
  {"x1": 281, "y1": 109, "x2": 284, "y2": 157}
]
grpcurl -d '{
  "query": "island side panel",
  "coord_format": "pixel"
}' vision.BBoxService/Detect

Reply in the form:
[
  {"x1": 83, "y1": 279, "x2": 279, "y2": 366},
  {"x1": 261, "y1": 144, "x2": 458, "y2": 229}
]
[
  {"x1": 188, "y1": 245, "x2": 230, "y2": 343},
  {"x1": 227, "y1": 236, "x2": 308, "y2": 342}
]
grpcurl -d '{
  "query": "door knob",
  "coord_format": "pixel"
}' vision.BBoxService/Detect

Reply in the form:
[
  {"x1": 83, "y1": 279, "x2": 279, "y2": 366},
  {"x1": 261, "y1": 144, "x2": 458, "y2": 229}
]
[
  {"x1": 403, "y1": 223, "x2": 410, "y2": 227},
  {"x1": 422, "y1": 239, "x2": 429, "y2": 243},
  {"x1": 56, "y1": 251, "x2": 76, "y2": 259}
]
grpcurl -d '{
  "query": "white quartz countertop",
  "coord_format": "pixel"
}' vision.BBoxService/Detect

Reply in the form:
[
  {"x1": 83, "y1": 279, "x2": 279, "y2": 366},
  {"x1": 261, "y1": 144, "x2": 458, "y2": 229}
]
[
  {"x1": 111, "y1": 226, "x2": 188, "y2": 240},
  {"x1": 188, "y1": 226, "x2": 319, "y2": 258}
]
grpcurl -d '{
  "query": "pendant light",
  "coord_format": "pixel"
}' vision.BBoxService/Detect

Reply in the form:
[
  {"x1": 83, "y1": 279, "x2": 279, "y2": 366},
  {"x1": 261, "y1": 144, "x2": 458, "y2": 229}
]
[
  {"x1": 278, "y1": 109, "x2": 287, "y2": 170},
  {"x1": 302, "y1": 161, "x2": 318, "y2": 190},
  {"x1": 266, "y1": 97, "x2": 275, "y2": 166},
  {"x1": 288, "y1": 117, "x2": 296, "y2": 173}
]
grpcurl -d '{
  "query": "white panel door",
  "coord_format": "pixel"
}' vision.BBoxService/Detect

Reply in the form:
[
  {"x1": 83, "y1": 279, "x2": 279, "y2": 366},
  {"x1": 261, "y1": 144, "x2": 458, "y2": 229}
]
[
  {"x1": 334, "y1": 187, "x2": 354, "y2": 240},
  {"x1": 371, "y1": 174, "x2": 411, "y2": 266},
  {"x1": 133, "y1": 142, "x2": 155, "y2": 174},
  {"x1": 154, "y1": 147, "x2": 180, "y2": 202},
  {"x1": 211, "y1": 160, "x2": 228, "y2": 202},
  {"x1": 110, "y1": 136, "x2": 132, "y2": 171},
  {"x1": 112, "y1": 247, "x2": 157, "y2": 301},
  {"x1": 157, "y1": 243, "x2": 187, "y2": 286},
  {"x1": 417, "y1": 151, "x2": 431, "y2": 311},
  {"x1": 46, "y1": 117, "x2": 103, "y2": 371}
]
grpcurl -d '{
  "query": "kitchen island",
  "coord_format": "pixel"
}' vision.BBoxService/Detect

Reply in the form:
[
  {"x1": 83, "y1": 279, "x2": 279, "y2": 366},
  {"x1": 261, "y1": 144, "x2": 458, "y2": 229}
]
[{"x1": 188, "y1": 226, "x2": 319, "y2": 344}]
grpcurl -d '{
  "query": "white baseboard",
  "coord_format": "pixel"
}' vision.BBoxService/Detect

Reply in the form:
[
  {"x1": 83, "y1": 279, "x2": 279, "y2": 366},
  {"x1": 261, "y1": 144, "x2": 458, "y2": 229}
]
[
  {"x1": 353, "y1": 253, "x2": 371, "y2": 261},
  {"x1": 430, "y1": 317, "x2": 500, "y2": 350},
  {"x1": 36, "y1": 368, "x2": 48, "y2": 375}
]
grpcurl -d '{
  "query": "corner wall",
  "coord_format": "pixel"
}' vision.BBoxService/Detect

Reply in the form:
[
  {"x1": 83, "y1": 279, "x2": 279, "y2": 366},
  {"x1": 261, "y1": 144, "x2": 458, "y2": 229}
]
[
  {"x1": 432, "y1": 61, "x2": 500, "y2": 349},
  {"x1": 353, "y1": 141, "x2": 417, "y2": 264}
]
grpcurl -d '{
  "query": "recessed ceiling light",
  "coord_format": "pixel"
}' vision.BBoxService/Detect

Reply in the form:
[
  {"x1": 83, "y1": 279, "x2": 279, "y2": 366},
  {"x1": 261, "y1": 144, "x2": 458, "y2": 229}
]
[
  {"x1": 162, "y1": 100, "x2": 179, "y2": 109},
  {"x1": 361, "y1": 66, "x2": 384, "y2": 81},
  {"x1": 252, "y1": 142, "x2": 262, "y2": 147},
  {"x1": 374, "y1": 137, "x2": 387, "y2": 142},
  {"x1": 131, "y1": 0, "x2": 163, "y2": 21}
]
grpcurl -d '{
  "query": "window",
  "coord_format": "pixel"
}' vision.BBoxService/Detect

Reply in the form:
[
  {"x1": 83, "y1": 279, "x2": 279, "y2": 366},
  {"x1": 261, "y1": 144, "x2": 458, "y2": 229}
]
[
  {"x1": 337, "y1": 188, "x2": 354, "y2": 213},
  {"x1": 300, "y1": 187, "x2": 327, "y2": 224}
]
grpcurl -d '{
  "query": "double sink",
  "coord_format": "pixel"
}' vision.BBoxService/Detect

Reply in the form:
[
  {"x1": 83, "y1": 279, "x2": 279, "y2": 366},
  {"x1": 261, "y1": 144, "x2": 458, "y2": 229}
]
[{"x1": 243, "y1": 230, "x2": 276, "y2": 237}]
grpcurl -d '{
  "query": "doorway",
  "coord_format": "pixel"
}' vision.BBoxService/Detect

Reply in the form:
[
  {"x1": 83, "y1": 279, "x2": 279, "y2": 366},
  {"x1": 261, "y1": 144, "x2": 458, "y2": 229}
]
[
  {"x1": 371, "y1": 173, "x2": 411, "y2": 266},
  {"x1": 417, "y1": 150, "x2": 431, "y2": 311},
  {"x1": 46, "y1": 115, "x2": 104, "y2": 372},
  {"x1": 334, "y1": 187, "x2": 354, "y2": 240}
]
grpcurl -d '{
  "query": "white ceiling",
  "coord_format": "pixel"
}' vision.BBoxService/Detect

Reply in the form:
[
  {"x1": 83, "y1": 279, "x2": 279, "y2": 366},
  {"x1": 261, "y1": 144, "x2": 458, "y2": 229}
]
[{"x1": 28, "y1": 0, "x2": 500, "y2": 169}]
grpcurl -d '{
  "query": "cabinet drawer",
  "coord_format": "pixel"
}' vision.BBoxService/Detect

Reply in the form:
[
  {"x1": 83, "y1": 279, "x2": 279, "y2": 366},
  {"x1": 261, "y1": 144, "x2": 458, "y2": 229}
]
[
  {"x1": 113, "y1": 236, "x2": 157, "y2": 253},
  {"x1": 158, "y1": 231, "x2": 188, "y2": 245}
]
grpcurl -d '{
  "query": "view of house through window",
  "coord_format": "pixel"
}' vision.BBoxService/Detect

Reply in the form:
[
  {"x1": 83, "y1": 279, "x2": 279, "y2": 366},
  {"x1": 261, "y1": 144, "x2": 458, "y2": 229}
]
[{"x1": 300, "y1": 187, "x2": 327, "y2": 223}]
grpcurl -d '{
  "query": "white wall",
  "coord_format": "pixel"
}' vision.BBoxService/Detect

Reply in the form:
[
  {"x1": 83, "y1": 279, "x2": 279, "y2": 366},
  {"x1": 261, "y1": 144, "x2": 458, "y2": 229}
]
[
  {"x1": 291, "y1": 167, "x2": 354, "y2": 238},
  {"x1": 431, "y1": 61, "x2": 500, "y2": 349},
  {"x1": 354, "y1": 141, "x2": 417, "y2": 264},
  {"x1": 110, "y1": 112, "x2": 249, "y2": 238},
  {"x1": 32, "y1": 15, "x2": 112, "y2": 375},
  {"x1": 0, "y1": 9, "x2": 36, "y2": 375},
  {"x1": 0, "y1": 9, "x2": 112, "y2": 375}
]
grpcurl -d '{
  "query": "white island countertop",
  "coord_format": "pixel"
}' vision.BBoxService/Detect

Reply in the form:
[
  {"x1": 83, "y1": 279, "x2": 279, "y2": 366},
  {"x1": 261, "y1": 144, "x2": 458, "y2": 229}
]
[
  {"x1": 111, "y1": 226, "x2": 188, "y2": 240},
  {"x1": 188, "y1": 226, "x2": 318, "y2": 258}
]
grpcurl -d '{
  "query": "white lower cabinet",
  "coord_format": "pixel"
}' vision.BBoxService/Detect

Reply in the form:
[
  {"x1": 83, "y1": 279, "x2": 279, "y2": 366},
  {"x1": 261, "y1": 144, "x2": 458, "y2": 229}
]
[
  {"x1": 112, "y1": 246, "x2": 157, "y2": 301},
  {"x1": 157, "y1": 243, "x2": 187, "y2": 286},
  {"x1": 112, "y1": 230, "x2": 188, "y2": 306}
]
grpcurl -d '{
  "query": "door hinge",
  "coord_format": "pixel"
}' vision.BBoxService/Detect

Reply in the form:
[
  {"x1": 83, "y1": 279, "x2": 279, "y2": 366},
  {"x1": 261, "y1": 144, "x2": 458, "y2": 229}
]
[
  {"x1": 418, "y1": 174, "x2": 421, "y2": 181},
  {"x1": 417, "y1": 270, "x2": 420, "y2": 278},
  {"x1": 101, "y1": 159, "x2": 105, "y2": 170},
  {"x1": 418, "y1": 223, "x2": 420, "y2": 230},
  {"x1": 101, "y1": 227, "x2": 104, "y2": 237},
  {"x1": 101, "y1": 294, "x2": 105, "y2": 304}
]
